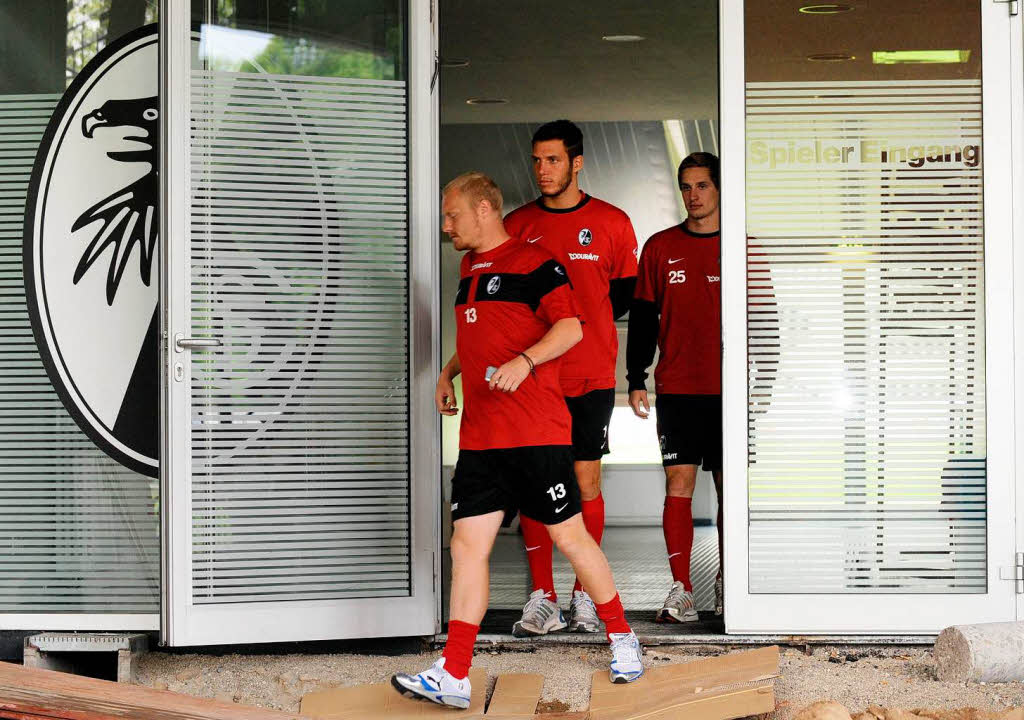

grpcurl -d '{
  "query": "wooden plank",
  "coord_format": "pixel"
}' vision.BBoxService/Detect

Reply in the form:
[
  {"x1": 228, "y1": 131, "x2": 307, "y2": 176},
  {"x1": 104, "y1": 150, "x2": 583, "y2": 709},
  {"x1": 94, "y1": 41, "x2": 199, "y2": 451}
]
[
  {"x1": 483, "y1": 674, "x2": 544, "y2": 718},
  {"x1": 588, "y1": 646, "x2": 779, "y2": 720},
  {"x1": 0, "y1": 662, "x2": 308, "y2": 720},
  {"x1": 299, "y1": 668, "x2": 487, "y2": 719}
]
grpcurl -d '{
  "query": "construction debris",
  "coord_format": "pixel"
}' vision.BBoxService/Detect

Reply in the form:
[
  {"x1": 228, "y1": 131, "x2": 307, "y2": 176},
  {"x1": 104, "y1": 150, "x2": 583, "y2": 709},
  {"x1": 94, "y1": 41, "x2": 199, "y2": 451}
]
[
  {"x1": 793, "y1": 701, "x2": 1024, "y2": 720},
  {"x1": 934, "y1": 622, "x2": 1024, "y2": 683},
  {"x1": 300, "y1": 645, "x2": 779, "y2": 719},
  {"x1": 0, "y1": 661, "x2": 308, "y2": 720}
]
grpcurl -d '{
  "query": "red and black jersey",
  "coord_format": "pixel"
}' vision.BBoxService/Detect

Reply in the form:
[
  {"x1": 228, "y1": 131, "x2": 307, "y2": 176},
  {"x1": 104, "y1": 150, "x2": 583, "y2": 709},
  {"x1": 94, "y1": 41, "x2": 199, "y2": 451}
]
[
  {"x1": 627, "y1": 223, "x2": 721, "y2": 395},
  {"x1": 504, "y1": 194, "x2": 638, "y2": 397},
  {"x1": 456, "y1": 239, "x2": 579, "y2": 451}
]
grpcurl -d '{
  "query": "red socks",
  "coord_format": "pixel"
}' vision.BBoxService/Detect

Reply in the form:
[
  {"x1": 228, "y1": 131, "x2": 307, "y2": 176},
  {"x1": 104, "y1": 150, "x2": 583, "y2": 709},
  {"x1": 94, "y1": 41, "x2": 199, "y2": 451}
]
[
  {"x1": 572, "y1": 494, "x2": 606, "y2": 593},
  {"x1": 663, "y1": 496, "x2": 694, "y2": 591},
  {"x1": 520, "y1": 514, "x2": 556, "y2": 603},
  {"x1": 594, "y1": 593, "x2": 631, "y2": 639},
  {"x1": 442, "y1": 620, "x2": 479, "y2": 680}
]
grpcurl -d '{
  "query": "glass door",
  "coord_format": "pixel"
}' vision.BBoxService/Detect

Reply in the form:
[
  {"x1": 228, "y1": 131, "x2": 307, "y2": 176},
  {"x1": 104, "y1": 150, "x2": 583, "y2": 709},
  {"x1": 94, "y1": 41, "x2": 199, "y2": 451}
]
[
  {"x1": 160, "y1": 0, "x2": 439, "y2": 645},
  {"x1": 721, "y1": 0, "x2": 1018, "y2": 633}
]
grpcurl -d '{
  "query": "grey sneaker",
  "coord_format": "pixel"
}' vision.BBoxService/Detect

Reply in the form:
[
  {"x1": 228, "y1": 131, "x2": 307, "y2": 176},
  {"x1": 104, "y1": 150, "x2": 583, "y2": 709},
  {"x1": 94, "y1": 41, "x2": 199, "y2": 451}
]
[
  {"x1": 512, "y1": 589, "x2": 567, "y2": 637},
  {"x1": 567, "y1": 590, "x2": 601, "y2": 633},
  {"x1": 657, "y1": 580, "x2": 698, "y2": 623},
  {"x1": 714, "y1": 574, "x2": 724, "y2": 616},
  {"x1": 608, "y1": 631, "x2": 644, "y2": 683}
]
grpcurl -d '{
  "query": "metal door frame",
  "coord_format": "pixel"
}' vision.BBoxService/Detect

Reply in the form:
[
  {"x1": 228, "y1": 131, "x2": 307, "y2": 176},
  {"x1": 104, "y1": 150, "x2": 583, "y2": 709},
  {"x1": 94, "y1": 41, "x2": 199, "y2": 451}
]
[
  {"x1": 159, "y1": 0, "x2": 440, "y2": 646},
  {"x1": 720, "y1": 0, "x2": 1019, "y2": 634}
]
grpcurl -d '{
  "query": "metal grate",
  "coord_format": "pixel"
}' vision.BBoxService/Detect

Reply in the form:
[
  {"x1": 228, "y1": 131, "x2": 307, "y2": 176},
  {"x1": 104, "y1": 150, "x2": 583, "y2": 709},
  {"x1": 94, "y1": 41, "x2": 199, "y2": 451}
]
[
  {"x1": 745, "y1": 80, "x2": 986, "y2": 593},
  {"x1": 187, "y1": 70, "x2": 412, "y2": 604}
]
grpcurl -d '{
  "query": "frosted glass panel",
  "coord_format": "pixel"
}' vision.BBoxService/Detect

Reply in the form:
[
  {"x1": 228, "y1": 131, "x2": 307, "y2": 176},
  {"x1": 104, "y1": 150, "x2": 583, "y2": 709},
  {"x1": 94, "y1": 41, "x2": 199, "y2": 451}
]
[
  {"x1": 188, "y1": 2, "x2": 410, "y2": 605},
  {"x1": 745, "y1": 3, "x2": 986, "y2": 594}
]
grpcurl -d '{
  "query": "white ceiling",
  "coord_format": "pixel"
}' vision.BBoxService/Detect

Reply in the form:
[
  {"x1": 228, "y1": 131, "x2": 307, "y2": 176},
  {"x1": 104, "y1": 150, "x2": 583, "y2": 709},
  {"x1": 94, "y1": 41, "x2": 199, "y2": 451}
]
[{"x1": 439, "y1": 0, "x2": 719, "y2": 124}]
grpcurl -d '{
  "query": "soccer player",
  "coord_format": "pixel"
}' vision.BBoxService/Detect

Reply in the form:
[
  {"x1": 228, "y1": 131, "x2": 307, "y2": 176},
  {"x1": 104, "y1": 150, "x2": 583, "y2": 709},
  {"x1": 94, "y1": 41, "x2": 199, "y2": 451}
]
[
  {"x1": 504, "y1": 120, "x2": 638, "y2": 636},
  {"x1": 392, "y1": 172, "x2": 643, "y2": 709},
  {"x1": 625, "y1": 152, "x2": 723, "y2": 623}
]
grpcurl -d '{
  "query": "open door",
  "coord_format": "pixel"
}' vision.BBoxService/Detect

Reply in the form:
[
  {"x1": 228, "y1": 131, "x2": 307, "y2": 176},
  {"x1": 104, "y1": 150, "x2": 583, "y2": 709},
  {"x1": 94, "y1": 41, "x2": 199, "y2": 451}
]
[
  {"x1": 721, "y1": 0, "x2": 1018, "y2": 634},
  {"x1": 160, "y1": 0, "x2": 439, "y2": 645}
]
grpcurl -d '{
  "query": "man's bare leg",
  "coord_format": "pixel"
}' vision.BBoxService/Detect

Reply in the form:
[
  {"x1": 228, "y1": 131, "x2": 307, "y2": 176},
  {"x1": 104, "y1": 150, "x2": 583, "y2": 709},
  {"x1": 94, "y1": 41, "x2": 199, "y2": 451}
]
[
  {"x1": 568, "y1": 458, "x2": 606, "y2": 629},
  {"x1": 392, "y1": 510, "x2": 504, "y2": 707},
  {"x1": 449, "y1": 510, "x2": 505, "y2": 623}
]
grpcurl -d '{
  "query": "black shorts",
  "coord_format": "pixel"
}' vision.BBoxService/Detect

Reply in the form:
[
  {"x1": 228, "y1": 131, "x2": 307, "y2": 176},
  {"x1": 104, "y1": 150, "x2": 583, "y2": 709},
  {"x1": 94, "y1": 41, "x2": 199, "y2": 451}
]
[
  {"x1": 655, "y1": 394, "x2": 722, "y2": 471},
  {"x1": 564, "y1": 388, "x2": 615, "y2": 461},
  {"x1": 451, "y1": 446, "x2": 582, "y2": 525}
]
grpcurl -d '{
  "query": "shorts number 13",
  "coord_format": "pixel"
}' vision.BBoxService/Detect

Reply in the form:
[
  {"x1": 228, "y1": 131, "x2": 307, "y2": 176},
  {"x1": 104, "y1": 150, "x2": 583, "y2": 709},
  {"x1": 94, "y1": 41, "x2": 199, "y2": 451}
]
[{"x1": 546, "y1": 483, "x2": 567, "y2": 500}]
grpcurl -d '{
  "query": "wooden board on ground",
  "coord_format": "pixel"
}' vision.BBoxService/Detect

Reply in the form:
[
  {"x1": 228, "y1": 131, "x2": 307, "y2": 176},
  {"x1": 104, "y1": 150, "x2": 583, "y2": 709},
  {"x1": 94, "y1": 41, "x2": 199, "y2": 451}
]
[
  {"x1": 300, "y1": 668, "x2": 487, "y2": 719},
  {"x1": 0, "y1": 660, "x2": 308, "y2": 720},
  {"x1": 477, "y1": 674, "x2": 544, "y2": 719},
  {"x1": 588, "y1": 645, "x2": 780, "y2": 720}
]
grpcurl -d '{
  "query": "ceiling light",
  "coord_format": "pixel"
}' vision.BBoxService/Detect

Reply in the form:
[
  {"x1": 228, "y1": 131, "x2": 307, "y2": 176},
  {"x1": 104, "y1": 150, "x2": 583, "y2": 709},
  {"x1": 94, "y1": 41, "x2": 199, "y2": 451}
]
[
  {"x1": 799, "y1": 4, "x2": 855, "y2": 13},
  {"x1": 465, "y1": 97, "x2": 509, "y2": 105},
  {"x1": 872, "y1": 50, "x2": 970, "y2": 64},
  {"x1": 807, "y1": 53, "x2": 855, "y2": 62},
  {"x1": 602, "y1": 34, "x2": 645, "y2": 42},
  {"x1": 440, "y1": 57, "x2": 470, "y2": 68}
]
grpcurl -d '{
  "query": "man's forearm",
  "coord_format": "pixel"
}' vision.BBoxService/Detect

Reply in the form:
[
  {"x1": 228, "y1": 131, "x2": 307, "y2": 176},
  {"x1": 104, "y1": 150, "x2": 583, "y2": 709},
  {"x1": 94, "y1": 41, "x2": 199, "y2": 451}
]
[
  {"x1": 626, "y1": 300, "x2": 659, "y2": 391},
  {"x1": 441, "y1": 353, "x2": 461, "y2": 380},
  {"x1": 522, "y1": 318, "x2": 582, "y2": 366}
]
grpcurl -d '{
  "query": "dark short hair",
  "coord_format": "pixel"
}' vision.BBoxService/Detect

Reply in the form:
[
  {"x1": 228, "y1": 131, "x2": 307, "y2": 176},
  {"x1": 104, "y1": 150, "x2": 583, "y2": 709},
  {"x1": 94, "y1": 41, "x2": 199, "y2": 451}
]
[
  {"x1": 532, "y1": 120, "x2": 584, "y2": 160},
  {"x1": 678, "y1": 152, "x2": 720, "y2": 190}
]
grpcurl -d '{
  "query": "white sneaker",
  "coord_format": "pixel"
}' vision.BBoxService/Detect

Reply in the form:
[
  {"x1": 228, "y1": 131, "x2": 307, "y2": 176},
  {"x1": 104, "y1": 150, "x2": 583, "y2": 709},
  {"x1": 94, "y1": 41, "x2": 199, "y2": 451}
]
[
  {"x1": 609, "y1": 631, "x2": 644, "y2": 683},
  {"x1": 567, "y1": 590, "x2": 601, "y2": 633},
  {"x1": 512, "y1": 589, "x2": 567, "y2": 637},
  {"x1": 714, "y1": 574, "x2": 724, "y2": 616},
  {"x1": 391, "y1": 658, "x2": 471, "y2": 709},
  {"x1": 657, "y1": 580, "x2": 698, "y2": 623}
]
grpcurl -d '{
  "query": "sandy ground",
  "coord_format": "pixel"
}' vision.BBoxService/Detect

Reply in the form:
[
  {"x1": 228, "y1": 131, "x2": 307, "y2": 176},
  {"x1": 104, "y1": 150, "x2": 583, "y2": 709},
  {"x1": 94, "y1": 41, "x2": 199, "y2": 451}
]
[{"x1": 133, "y1": 644, "x2": 1024, "y2": 717}]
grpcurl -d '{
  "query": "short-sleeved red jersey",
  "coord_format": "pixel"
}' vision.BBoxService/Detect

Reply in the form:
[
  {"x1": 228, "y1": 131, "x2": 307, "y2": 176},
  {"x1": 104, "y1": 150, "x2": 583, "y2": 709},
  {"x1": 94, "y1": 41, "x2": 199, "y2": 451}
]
[
  {"x1": 504, "y1": 195, "x2": 638, "y2": 396},
  {"x1": 634, "y1": 223, "x2": 721, "y2": 394},
  {"x1": 455, "y1": 239, "x2": 579, "y2": 450}
]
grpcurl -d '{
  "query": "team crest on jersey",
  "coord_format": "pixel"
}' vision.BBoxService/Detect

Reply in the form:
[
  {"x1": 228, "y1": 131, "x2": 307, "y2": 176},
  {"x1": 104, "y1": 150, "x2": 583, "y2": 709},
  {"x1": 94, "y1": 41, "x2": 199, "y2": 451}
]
[
  {"x1": 486, "y1": 276, "x2": 501, "y2": 294},
  {"x1": 578, "y1": 228, "x2": 593, "y2": 246}
]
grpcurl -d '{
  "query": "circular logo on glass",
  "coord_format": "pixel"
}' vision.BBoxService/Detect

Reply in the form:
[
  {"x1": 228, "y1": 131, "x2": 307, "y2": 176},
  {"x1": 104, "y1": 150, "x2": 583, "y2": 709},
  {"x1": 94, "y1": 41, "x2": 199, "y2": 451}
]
[{"x1": 23, "y1": 26, "x2": 160, "y2": 477}]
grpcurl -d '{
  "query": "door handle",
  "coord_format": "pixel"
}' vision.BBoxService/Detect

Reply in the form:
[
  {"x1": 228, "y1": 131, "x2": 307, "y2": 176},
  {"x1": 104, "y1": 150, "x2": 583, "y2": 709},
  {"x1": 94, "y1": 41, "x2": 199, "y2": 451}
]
[{"x1": 174, "y1": 333, "x2": 222, "y2": 352}]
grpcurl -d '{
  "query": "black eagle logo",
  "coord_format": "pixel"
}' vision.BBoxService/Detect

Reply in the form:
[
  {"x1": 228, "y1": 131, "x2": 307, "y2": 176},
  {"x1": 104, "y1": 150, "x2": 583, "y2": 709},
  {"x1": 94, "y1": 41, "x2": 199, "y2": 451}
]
[{"x1": 73, "y1": 96, "x2": 159, "y2": 305}]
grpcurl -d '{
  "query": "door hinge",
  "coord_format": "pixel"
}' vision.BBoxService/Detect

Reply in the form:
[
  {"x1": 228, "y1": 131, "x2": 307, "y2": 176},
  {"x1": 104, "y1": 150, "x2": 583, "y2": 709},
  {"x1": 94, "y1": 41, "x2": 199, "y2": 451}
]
[
  {"x1": 999, "y1": 553, "x2": 1024, "y2": 593},
  {"x1": 995, "y1": 0, "x2": 1019, "y2": 16}
]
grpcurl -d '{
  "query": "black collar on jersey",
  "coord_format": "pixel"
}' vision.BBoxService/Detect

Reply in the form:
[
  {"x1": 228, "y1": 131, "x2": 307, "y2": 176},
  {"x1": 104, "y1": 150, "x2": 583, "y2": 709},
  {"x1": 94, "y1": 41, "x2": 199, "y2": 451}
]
[
  {"x1": 533, "y1": 193, "x2": 592, "y2": 214},
  {"x1": 680, "y1": 221, "x2": 719, "y2": 238}
]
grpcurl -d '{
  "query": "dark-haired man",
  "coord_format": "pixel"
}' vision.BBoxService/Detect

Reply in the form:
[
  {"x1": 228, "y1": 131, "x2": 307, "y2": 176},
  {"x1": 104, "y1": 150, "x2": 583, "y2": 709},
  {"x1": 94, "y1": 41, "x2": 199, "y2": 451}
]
[
  {"x1": 504, "y1": 120, "x2": 638, "y2": 636},
  {"x1": 626, "y1": 152, "x2": 723, "y2": 623},
  {"x1": 392, "y1": 172, "x2": 643, "y2": 709}
]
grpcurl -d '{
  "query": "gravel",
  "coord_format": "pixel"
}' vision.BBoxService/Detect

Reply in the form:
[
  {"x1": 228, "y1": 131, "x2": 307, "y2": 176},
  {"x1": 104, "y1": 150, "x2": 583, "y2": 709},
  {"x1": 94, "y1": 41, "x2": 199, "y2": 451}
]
[{"x1": 133, "y1": 644, "x2": 1024, "y2": 717}]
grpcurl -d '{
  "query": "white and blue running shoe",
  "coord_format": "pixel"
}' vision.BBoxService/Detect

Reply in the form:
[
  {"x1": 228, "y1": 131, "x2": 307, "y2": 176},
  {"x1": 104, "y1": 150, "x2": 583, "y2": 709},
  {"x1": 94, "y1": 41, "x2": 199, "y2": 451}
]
[
  {"x1": 608, "y1": 631, "x2": 644, "y2": 684},
  {"x1": 391, "y1": 657, "x2": 472, "y2": 709}
]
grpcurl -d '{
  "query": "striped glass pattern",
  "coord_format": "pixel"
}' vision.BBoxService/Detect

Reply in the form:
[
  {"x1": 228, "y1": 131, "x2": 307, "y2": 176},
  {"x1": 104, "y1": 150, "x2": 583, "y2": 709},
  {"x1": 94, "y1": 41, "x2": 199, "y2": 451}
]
[
  {"x1": 0, "y1": 94, "x2": 159, "y2": 613},
  {"x1": 746, "y1": 80, "x2": 986, "y2": 593},
  {"x1": 188, "y1": 71, "x2": 411, "y2": 604}
]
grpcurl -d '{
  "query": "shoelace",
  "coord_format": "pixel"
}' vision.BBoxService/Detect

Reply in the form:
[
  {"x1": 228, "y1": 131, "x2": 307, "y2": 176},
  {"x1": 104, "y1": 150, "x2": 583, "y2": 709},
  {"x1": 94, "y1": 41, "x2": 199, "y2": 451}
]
[
  {"x1": 610, "y1": 633, "x2": 639, "y2": 663},
  {"x1": 522, "y1": 591, "x2": 552, "y2": 619},
  {"x1": 572, "y1": 592, "x2": 599, "y2": 622},
  {"x1": 665, "y1": 584, "x2": 689, "y2": 608}
]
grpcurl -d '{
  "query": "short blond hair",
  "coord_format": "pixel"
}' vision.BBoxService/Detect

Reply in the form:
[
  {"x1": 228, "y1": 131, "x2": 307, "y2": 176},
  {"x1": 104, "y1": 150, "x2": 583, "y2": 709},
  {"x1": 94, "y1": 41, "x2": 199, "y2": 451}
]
[{"x1": 443, "y1": 171, "x2": 503, "y2": 215}]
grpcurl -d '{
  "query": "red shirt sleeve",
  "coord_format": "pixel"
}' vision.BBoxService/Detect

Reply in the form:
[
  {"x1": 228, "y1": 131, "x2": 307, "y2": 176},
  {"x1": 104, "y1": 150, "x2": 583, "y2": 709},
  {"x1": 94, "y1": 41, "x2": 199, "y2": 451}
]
[
  {"x1": 634, "y1": 237, "x2": 659, "y2": 303},
  {"x1": 611, "y1": 215, "x2": 639, "y2": 280}
]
